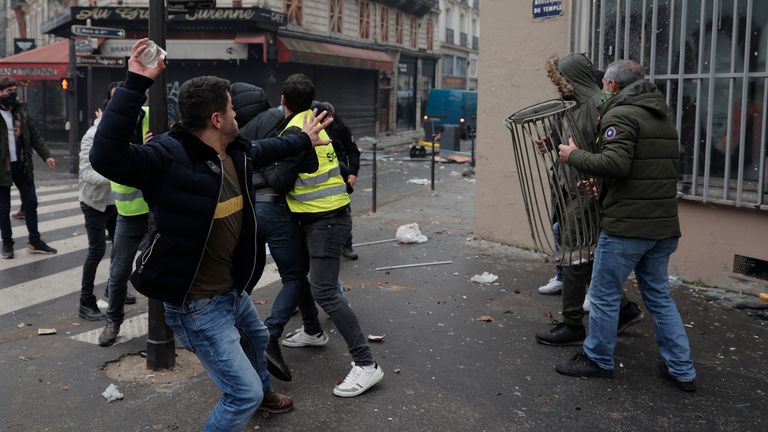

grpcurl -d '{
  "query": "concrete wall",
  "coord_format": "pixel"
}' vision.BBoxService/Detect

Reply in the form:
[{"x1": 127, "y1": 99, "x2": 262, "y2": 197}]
[
  {"x1": 474, "y1": 1, "x2": 567, "y2": 249},
  {"x1": 673, "y1": 202, "x2": 768, "y2": 292}
]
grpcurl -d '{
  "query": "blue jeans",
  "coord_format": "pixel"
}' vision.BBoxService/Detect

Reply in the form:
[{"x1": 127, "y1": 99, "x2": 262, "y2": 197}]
[
  {"x1": 80, "y1": 202, "x2": 117, "y2": 306},
  {"x1": 106, "y1": 213, "x2": 148, "y2": 325},
  {"x1": 0, "y1": 162, "x2": 41, "y2": 245},
  {"x1": 552, "y1": 222, "x2": 563, "y2": 281},
  {"x1": 584, "y1": 232, "x2": 696, "y2": 381},
  {"x1": 256, "y1": 201, "x2": 321, "y2": 339},
  {"x1": 165, "y1": 289, "x2": 271, "y2": 432}
]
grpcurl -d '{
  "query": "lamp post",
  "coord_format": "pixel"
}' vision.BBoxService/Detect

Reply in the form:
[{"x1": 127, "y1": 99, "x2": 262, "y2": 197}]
[{"x1": 146, "y1": 0, "x2": 175, "y2": 371}]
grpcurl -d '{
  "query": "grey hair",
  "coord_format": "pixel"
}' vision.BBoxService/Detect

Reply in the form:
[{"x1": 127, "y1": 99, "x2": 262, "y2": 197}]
[{"x1": 604, "y1": 60, "x2": 645, "y2": 90}]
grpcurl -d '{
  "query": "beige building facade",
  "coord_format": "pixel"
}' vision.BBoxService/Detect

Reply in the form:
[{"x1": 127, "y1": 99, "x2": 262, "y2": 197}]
[{"x1": 476, "y1": 0, "x2": 768, "y2": 293}]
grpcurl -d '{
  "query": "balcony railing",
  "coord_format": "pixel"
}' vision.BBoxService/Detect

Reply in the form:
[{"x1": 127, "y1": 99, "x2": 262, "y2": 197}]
[
  {"x1": 445, "y1": 28, "x2": 454, "y2": 44},
  {"x1": 472, "y1": 36, "x2": 479, "y2": 50},
  {"x1": 460, "y1": 32, "x2": 468, "y2": 48}
]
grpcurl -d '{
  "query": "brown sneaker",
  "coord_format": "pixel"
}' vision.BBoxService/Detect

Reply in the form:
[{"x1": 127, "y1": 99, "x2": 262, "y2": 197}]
[
  {"x1": 258, "y1": 391, "x2": 294, "y2": 414},
  {"x1": 11, "y1": 209, "x2": 24, "y2": 220},
  {"x1": 98, "y1": 322, "x2": 120, "y2": 347}
]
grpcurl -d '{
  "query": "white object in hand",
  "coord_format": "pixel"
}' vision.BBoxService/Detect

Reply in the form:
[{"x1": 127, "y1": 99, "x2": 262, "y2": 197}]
[{"x1": 137, "y1": 40, "x2": 167, "y2": 68}]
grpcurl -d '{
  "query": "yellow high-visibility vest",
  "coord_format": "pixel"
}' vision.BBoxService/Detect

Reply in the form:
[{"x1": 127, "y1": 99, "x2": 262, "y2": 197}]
[
  {"x1": 283, "y1": 110, "x2": 350, "y2": 213},
  {"x1": 111, "y1": 106, "x2": 150, "y2": 216}
]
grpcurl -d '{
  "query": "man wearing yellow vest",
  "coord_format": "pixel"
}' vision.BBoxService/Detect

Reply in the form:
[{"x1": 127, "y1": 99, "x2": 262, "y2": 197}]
[
  {"x1": 98, "y1": 105, "x2": 149, "y2": 346},
  {"x1": 277, "y1": 74, "x2": 383, "y2": 397}
]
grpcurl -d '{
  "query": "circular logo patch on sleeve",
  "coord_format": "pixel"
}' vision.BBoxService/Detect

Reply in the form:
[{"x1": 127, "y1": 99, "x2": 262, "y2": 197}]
[{"x1": 603, "y1": 126, "x2": 617, "y2": 140}]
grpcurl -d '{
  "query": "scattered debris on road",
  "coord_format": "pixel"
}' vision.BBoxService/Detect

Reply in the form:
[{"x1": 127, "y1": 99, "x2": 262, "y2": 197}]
[
  {"x1": 474, "y1": 315, "x2": 494, "y2": 322},
  {"x1": 396, "y1": 223, "x2": 428, "y2": 244},
  {"x1": 368, "y1": 334, "x2": 385, "y2": 342},
  {"x1": 37, "y1": 328, "x2": 57, "y2": 335},
  {"x1": 102, "y1": 383, "x2": 124, "y2": 402},
  {"x1": 407, "y1": 178, "x2": 429, "y2": 185},
  {"x1": 375, "y1": 261, "x2": 453, "y2": 271},
  {"x1": 470, "y1": 272, "x2": 499, "y2": 284}
]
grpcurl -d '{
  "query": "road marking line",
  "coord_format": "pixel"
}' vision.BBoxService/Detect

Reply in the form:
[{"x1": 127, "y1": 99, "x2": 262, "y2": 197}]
[{"x1": 0, "y1": 233, "x2": 89, "y2": 271}]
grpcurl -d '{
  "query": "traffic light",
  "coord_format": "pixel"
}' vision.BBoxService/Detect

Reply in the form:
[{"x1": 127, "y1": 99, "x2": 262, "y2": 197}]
[{"x1": 60, "y1": 77, "x2": 74, "y2": 92}]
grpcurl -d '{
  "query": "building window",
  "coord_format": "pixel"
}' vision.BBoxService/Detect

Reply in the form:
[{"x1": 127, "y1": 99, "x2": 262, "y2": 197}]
[
  {"x1": 284, "y1": 0, "x2": 303, "y2": 25},
  {"x1": 395, "y1": 12, "x2": 403, "y2": 44},
  {"x1": 577, "y1": 0, "x2": 768, "y2": 208},
  {"x1": 410, "y1": 16, "x2": 418, "y2": 49},
  {"x1": 359, "y1": 1, "x2": 371, "y2": 39},
  {"x1": 380, "y1": 6, "x2": 389, "y2": 42},
  {"x1": 454, "y1": 56, "x2": 466, "y2": 77},
  {"x1": 442, "y1": 54, "x2": 454, "y2": 76},
  {"x1": 426, "y1": 19, "x2": 434, "y2": 51},
  {"x1": 329, "y1": 0, "x2": 343, "y2": 33}
]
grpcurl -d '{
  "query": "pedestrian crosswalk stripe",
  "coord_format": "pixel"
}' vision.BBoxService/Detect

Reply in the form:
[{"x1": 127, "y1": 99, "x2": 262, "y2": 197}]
[
  {"x1": 10, "y1": 199, "x2": 81, "y2": 217},
  {"x1": 0, "y1": 233, "x2": 89, "y2": 271},
  {"x1": 10, "y1": 184, "x2": 77, "y2": 198},
  {"x1": 70, "y1": 312, "x2": 148, "y2": 346},
  {"x1": 10, "y1": 189, "x2": 80, "y2": 206},
  {"x1": 0, "y1": 259, "x2": 111, "y2": 316}
]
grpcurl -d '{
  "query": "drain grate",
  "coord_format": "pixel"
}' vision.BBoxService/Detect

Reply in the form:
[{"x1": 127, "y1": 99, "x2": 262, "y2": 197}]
[{"x1": 733, "y1": 255, "x2": 768, "y2": 281}]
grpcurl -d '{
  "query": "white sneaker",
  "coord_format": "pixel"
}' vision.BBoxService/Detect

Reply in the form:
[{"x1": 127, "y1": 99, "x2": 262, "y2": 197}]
[
  {"x1": 333, "y1": 362, "x2": 384, "y2": 398},
  {"x1": 538, "y1": 277, "x2": 563, "y2": 295},
  {"x1": 583, "y1": 295, "x2": 591, "y2": 312},
  {"x1": 282, "y1": 327, "x2": 329, "y2": 347}
]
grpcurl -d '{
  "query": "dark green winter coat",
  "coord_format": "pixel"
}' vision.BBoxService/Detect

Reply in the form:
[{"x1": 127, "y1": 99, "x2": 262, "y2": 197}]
[
  {"x1": 546, "y1": 53, "x2": 602, "y2": 249},
  {"x1": 1, "y1": 103, "x2": 50, "y2": 187},
  {"x1": 568, "y1": 79, "x2": 681, "y2": 240}
]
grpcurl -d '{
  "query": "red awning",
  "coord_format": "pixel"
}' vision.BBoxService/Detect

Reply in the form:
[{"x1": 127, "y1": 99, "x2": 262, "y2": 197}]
[
  {"x1": 277, "y1": 37, "x2": 393, "y2": 71},
  {"x1": 0, "y1": 40, "x2": 69, "y2": 80}
]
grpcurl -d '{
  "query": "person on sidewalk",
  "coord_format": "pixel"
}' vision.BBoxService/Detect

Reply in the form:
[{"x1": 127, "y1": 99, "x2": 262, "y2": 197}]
[
  {"x1": 97, "y1": 82, "x2": 146, "y2": 346},
  {"x1": 230, "y1": 81, "x2": 321, "y2": 383},
  {"x1": 280, "y1": 74, "x2": 384, "y2": 398},
  {"x1": 556, "y1": 59, "x2": 697, "y2": 392},
  {"x1": 534, "y1": 54, "x2": 643, "y2": 347},
  {"x1": 91, "y1": 40, "x2": 332, "y2": 429},
  {"x1": 0, "y1": 77, "x2": 57, "y2": 259},
  {"x1": 312, "y1": 101, "x2": 361, "y2": 260},
  {"x1": 78, "y1": 98, "x2": 117, "y2": 321}
]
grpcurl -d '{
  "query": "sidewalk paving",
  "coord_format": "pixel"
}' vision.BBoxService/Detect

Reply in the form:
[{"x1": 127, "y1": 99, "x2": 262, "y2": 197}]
[{"x1": 1, "y1": 154, "x2": 766, "y2": 431}]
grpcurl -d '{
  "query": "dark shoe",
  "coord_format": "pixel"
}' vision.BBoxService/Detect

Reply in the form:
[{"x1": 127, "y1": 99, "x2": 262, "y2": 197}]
[
  {"x1": 11, "y1": 209, "x2": 24, "y2": 220},
  {"x1": 660, "y1": 362, "x2": 697, "y2": 392},
  {"x1": 618, "y1": 301, "x2": 644, "y2": 334},
  {"x1": 556, "y1": 352, "x2": 613, "y2": 378},
  {"x1": 27, "y1": 240, "x2": 57, "y2": 254},
  {"x1": 266, "y1": 339, "x2": 293, "y2": 382},
  {"x1": 258, "y1": 390, "x2": 294, "y2": 413},
  {"x1": 341, "y1": 245, "x2": 358, "y2": 260},
  {"x1": 2, "y1": 243, "x2": 13, "y2": 259},
  {"x1": 98, "y1": 322, "x2": 120, "y2": 347},
  {"x1": 78, "y1": 304, "x2": 105, "y2": 321},
  {"x1": 536, "y1": 322, "x2": 586, "y2": 346},
  {"x1": 104, "y1": 288, "x2": 137, "y2": 305}
]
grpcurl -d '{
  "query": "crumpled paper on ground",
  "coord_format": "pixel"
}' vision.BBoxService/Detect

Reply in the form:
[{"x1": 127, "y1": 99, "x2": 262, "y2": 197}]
[
  {"x1": 102, "y1": 383, "x2": 124, "y2": 402},
  {"x1": 396, "y1": 223, "x2": 428, "y2": 244},
  {"x1": 470, "y1": 272, "x2": 499, "y2": 284}
]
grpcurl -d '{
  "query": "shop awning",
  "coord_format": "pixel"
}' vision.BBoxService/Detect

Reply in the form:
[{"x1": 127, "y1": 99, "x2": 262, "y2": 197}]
[
  {"x1": 277, "y1": 37, "x2": 393, "y2": 71},
  {"x1": 0, "y1": 40, "x2": 69, "y2": 80}
]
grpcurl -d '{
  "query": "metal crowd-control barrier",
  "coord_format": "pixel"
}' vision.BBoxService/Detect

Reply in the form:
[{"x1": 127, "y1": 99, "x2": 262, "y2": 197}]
[{"x1": 504, "y1": 100, "x2": 601, "y2": 266}]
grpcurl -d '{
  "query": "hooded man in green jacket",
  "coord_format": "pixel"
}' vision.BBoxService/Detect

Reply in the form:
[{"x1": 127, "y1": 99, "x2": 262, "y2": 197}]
[
  {"x1": 534, "y1": 54, "x2": 642, "y2": 346},
  {"x1": 555, "y1": 60, "x2": 696, "y2": 392}
]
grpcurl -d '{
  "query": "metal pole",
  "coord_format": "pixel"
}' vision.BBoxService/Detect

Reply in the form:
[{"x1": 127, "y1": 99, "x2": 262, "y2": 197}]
[
  {"x1": 67, "y1": 39, "x2": 78, "y2": 174},
  {"x1": 86, "y1": 67, "x2": 93, "y2": 125},
  {"x1": 430, "y1": 134, "x2": 436, "y2": 191},
  {"x1": 372, "y1": 141, "x2": 377, "y2": 213},
  {"x1": 470, "y1": 128, "x2": 476, "y2": 167},
  {"x1": 146, "y1": 0, "x2": 175, "y2": 371}
]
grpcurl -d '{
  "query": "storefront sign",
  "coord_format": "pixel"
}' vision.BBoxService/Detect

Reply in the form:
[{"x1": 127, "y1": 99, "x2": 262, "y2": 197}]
[
  {"x1": 76, "y1": 55, "x2": 126, "y2": 68},
  {"x1": 13, "y1": 38, "x2": 36, "y2": 54},
  {"x1": 532, "y1": 0, "x2": 563, "y2": 19},
  {"x1": 70, "y1": 7, "x2": 287, "y2": 26}
]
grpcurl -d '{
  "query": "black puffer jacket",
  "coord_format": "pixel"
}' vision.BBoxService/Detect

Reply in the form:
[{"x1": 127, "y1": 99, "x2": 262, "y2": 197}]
[{"x1": 91, "y1": 72, "x2": 313, "y2": 305}]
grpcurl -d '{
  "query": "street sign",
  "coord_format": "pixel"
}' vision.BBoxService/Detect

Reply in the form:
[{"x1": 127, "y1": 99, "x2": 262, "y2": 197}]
[
  {"x1": 75, "y1": 39, "x2": 93, "y2": 54},
  {"x1": 71, "y1": 25, "x2": 126, "y2": 38},
  {"x1": 76, "y1": 55, "x2": 126, "y2": 68}
]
